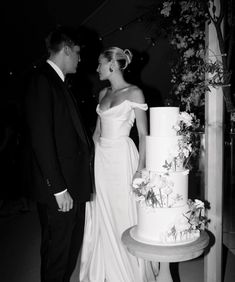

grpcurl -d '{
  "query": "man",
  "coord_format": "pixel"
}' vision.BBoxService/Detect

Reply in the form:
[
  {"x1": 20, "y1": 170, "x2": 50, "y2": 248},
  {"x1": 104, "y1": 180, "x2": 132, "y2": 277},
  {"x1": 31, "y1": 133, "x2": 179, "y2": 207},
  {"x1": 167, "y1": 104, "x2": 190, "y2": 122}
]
[{"x1": 24, "y1": 26, "x2": 93, "y2": 282}]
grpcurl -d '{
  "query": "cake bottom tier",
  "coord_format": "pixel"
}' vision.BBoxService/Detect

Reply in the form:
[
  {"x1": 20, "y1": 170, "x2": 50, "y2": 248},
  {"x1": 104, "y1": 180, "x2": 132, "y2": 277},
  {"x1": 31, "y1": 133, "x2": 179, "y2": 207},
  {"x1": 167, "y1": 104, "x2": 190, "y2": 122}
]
[{"x1": 133, "y1": 203, "x2": 200, "y2": 245}]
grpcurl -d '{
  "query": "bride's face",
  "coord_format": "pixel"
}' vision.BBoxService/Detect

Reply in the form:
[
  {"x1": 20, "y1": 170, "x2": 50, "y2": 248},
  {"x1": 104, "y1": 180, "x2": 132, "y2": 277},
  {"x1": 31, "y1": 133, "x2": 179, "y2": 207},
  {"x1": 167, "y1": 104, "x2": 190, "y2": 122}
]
[{"x1": 97, "y1": 55, "x2": 112, "y2": 80}]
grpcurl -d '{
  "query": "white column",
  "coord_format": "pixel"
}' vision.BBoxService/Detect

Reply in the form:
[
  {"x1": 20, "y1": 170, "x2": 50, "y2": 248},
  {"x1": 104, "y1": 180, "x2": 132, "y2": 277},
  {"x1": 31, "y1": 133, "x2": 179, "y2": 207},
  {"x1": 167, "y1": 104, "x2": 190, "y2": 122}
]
[{"x1": 204, "y1": 0, "x2": 223, "y2": 281}]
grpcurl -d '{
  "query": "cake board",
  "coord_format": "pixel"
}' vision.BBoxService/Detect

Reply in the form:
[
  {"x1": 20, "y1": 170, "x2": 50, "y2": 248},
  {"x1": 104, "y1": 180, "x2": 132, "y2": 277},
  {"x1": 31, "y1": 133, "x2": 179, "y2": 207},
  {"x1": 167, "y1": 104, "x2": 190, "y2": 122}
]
[{"x1": 122, "y1": 225, "x2": 210, "y2": 282}]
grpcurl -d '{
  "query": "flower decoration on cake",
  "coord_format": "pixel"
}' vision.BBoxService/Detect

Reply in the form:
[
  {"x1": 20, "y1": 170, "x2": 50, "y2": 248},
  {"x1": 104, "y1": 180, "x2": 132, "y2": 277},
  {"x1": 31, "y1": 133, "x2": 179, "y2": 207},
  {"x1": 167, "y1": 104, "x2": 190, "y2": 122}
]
[
  {"x1": 184, "y1": 199, "x2": 208, "y2": 231},
  {"x1": 132, "y1": 170, "x2": 183, "y2": 208},
  {"x1": 164, "y1": 111, "x2": 200, "y2": 171},
  {"x1": 167, "y1": 199, "x2": 208, "y2": 241}
]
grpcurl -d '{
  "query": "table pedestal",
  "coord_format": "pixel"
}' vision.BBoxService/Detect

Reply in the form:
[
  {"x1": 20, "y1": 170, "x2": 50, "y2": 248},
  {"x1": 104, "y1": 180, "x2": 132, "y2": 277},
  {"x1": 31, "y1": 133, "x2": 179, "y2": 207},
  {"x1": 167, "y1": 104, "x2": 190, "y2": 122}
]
[
  {"x1": 122, "y1": 226, "x2": 209, "y2": 282},
  {"x1": 156, "y1": 262, "x2": 172, "y2": 282}
]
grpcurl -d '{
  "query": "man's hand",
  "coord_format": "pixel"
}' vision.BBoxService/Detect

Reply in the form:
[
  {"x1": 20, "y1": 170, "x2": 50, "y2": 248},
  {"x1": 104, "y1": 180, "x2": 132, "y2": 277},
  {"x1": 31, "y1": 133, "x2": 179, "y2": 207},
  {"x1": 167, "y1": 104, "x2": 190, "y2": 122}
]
[{"x1": 55, "y1": 191, "x2": 73, "y2": 212}]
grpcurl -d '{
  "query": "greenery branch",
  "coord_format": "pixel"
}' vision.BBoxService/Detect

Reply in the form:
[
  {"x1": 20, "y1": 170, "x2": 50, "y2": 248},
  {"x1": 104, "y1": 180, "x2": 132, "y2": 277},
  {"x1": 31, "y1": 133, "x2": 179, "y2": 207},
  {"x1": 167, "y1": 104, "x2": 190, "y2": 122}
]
[{"x1": 139, "y1": 0, "x2": 235, "y2": 115}]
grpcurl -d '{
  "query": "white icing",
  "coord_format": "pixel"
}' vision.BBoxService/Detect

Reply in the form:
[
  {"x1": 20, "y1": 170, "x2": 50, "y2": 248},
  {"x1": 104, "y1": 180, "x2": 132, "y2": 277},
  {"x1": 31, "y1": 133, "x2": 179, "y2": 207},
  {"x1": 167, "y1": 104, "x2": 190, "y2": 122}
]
[
  {"x1": 150, "y1": 107, "x2": 179, "y2": 137},
  {"x1": 146, "y1": 136, "x2": 183, "y2": 171},
  {"x1": 135, "y1": 203, "x2": 200, "y2": 245}
]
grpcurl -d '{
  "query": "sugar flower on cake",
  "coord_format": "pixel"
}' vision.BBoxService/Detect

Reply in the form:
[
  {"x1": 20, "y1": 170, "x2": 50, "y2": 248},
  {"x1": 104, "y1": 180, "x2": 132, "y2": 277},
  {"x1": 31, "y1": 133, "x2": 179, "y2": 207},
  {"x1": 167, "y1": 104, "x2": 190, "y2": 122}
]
[
  {"x1": 163, "y1": 111, "x2": 200, "y2": 171},
  {"x1": 166, "y1": 199, "x2": 208, "y2": 242},
  {"x1": 184, "y1": 199, "x2": 208, "y2": 231},
  {"x1": 132, "y1": 171, "x2": 183, "y2": 208},
  {"x1": 132, "y1": 176, "x2": 149, "y2": 200},
  {"x1": 174, "y1": 111, "x2": 200, "y2": 136},
  {"x1": 178, "y1": 111, "x2": 194, "y2": 127}
]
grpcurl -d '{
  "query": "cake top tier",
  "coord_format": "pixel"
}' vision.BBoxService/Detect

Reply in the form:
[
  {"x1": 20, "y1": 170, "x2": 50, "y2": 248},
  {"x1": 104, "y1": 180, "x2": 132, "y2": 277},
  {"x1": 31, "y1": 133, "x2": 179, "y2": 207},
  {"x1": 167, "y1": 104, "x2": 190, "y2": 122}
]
[{"x1": 150, "y1": 107, "x2": 179, "y2": 137}]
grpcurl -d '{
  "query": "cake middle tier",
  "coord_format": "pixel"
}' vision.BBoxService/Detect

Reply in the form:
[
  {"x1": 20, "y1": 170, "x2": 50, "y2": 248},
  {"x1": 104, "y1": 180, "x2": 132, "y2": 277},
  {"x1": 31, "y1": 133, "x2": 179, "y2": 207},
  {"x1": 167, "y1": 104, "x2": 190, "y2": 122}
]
[
  {"x1": 146, "y1": 170, "x2": 189, "y2": 207},
  {"x1": 146, "y1": 135, "x2": 182, "y2": 171}
]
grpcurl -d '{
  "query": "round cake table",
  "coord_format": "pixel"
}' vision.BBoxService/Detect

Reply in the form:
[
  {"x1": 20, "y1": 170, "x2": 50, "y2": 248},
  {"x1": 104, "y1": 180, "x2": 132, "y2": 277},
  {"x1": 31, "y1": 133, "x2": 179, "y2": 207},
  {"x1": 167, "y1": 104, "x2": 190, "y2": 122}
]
[{"x1": 121, "y1": 226, "x2": 210, "y2": 282}]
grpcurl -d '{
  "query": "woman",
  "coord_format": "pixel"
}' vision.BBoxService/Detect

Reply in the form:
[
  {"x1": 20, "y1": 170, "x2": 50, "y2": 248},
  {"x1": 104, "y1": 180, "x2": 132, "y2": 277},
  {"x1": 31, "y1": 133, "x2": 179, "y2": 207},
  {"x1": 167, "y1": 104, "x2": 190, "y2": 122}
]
[{"x1": 79, "y1": 47, "x2": 156, "y2": 282}]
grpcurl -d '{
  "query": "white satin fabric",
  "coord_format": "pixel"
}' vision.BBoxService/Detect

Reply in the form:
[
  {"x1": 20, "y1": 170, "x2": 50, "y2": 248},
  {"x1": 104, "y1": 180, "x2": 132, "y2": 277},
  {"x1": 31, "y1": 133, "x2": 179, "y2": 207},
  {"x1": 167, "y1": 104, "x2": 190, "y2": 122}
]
[{"x1": 79, "y1": 100, "x2": 156, "y2": 282}]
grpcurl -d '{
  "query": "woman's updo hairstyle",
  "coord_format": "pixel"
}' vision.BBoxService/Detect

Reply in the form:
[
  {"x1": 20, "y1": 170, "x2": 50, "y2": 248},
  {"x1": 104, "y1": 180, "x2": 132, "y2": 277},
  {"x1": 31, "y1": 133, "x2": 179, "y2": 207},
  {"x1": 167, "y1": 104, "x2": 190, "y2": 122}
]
[{"x1": 101, "y1": 47, "x2": 133, "y2": 70}]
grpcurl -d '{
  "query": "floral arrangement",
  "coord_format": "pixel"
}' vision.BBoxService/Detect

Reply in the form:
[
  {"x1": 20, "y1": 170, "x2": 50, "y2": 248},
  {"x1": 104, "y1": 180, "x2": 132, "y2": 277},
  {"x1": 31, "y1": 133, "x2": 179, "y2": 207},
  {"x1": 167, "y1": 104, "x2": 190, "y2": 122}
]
[
  {"x1": 159, "y1": 0, "x2": 209, "y2": 110},
  {"x1": 164, "y1": 111, "x2": 200, "y2": 170},
  {"x1": 159, "y1": 0, "x2": 230, "y2": 111},
  {"x1": 184, "y1": 199, "x2": 208, "y2": 230},
  {"x1": 132, "y1": 169, "x2": 184, "y2": 208},
  {"x1": 167, "y1": 199, "x2": 209, "y2": 241},
  {"x1": 142, "y1": 0, "x2": 234, "y2": 113},
  {"x1": 168, "y1": 199, "x2": 208, "y2": 240}
]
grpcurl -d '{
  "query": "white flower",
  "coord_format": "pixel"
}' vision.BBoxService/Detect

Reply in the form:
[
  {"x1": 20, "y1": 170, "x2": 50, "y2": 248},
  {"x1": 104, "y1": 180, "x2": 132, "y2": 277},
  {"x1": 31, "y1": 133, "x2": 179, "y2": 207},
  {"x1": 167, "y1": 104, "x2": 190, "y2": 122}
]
[
  {"x1": 160, "y1": 1, "x2": 173, "y2": 17},
  {"x1": 173, "y1": 124, "x2": 181, "y2": 131},
  {"x1": 182, "y1": 72, "x2": 194, "y2": 82},
  {"x1": 132, "y1": 178, "x2": 145, "y2": 188},
  {"x1": 183, "y1": 148, "x2": 190, "y2": 158},
  {"x1": 194, "y1": 199, "x2": 204, "y2": 209},
  {"x1": 184, "y1": 48, "x2": 195, "y2": 58},
  {"x1": 179, "y1": 112, "x2": 193, "y2": 126}
]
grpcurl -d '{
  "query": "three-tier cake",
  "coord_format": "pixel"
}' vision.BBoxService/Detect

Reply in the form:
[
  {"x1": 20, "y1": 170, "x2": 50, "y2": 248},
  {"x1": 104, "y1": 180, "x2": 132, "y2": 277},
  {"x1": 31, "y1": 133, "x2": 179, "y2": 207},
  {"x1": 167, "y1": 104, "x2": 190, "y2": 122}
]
[{"x1": 132, "y1": 107, "x2": 206, "y2": 245}]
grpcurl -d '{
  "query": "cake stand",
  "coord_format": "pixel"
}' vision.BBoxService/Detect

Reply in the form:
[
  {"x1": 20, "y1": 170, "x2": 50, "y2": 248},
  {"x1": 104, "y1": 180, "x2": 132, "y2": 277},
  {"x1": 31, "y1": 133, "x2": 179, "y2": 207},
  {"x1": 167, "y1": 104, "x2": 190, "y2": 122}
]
[{"x1": 121, "y1": 226, "x2": 210, "y2": 282}]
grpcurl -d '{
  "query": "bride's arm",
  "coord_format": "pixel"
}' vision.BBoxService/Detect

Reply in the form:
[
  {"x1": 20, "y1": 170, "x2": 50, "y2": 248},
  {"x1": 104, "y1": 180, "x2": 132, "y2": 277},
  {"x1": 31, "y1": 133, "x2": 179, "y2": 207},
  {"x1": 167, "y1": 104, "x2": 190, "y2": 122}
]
[
  {"x1": 92, "y1": 88, "x2": 107, "y2": 144},
  {"x1": 92, "y1": 116, "x2": 101, "y2": 144},
  {"x1": 131, "y1": 89, "x2": 148, "y2": 179}
]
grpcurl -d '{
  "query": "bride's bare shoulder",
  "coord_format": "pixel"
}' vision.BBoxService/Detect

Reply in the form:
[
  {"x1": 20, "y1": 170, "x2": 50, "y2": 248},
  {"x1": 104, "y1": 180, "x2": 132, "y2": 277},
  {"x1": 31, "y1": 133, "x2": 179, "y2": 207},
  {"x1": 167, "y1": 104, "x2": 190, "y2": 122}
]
[
  {"x1": 128, "y1": 85, "x2": 145, "y2": 103},
  {"x1": 98, "y1": 87, "x2": 109, "y2": 103}
]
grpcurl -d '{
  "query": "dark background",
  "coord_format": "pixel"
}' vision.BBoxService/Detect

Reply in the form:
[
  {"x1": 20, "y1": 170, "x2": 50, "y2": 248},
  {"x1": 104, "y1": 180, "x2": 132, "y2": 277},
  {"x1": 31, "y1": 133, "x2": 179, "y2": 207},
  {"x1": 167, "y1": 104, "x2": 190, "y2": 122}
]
[
  {"x1": 0, "y1": 0, "x2": 172, "y2": 200},
  {"x1": 2, "y1": 0, "x2": 170, "y2": 103}
]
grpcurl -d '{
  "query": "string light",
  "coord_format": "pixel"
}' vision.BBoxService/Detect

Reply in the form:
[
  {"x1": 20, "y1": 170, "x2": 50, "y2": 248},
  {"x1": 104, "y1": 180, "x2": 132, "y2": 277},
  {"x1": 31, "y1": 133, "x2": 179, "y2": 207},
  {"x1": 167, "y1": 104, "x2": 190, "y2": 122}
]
[
  {"x1": 101, "y1": 12, "x2": 152, "y2": 39},
  {"x1": 6, "y1": 12, "x2": 157, "y2": 85},
  {"x1": 98, "y1": 12, "x2": 157, "y2": 50},
  {"x1": 145, "y1": 36, "x2": 157, "y2": 47}
]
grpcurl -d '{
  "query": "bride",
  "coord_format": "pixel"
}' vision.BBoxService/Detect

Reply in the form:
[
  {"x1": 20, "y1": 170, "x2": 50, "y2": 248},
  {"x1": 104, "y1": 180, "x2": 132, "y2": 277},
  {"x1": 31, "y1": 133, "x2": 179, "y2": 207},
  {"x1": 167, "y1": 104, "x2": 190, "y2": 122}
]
[{"x1": 79, "y1": 47, "x2": 156, "y2": 282}]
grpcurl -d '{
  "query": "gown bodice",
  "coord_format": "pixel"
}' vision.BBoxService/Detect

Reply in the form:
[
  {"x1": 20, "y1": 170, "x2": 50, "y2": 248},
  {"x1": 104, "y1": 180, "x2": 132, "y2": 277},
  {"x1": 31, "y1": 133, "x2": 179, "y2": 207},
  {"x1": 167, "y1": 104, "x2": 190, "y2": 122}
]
[{"x1": 96, "y1": 100, "x2": 148, "y2": 139}]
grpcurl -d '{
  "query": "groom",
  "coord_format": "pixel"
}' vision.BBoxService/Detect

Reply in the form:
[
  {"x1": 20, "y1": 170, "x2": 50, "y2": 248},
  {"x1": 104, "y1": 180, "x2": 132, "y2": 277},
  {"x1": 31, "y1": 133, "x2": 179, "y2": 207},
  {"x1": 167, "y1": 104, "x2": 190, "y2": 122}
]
[{"x1": 24, "y1": 26, "x2": 93, "y2": 282}]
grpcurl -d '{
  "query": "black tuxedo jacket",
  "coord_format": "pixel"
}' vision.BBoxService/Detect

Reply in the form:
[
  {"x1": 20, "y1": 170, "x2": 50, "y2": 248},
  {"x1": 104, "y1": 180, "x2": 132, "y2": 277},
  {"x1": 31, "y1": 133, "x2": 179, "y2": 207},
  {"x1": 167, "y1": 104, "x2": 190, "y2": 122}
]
[{"x1": 24, "y1": 63, "x2": 93, "y2": 205}]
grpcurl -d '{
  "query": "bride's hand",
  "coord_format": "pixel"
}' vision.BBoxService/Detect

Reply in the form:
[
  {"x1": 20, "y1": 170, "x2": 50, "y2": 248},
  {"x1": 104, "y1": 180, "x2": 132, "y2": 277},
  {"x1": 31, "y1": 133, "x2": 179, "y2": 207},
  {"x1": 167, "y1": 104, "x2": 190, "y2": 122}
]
[{"x1": 132, "y1": 170, "x2": 142, "y2": 182}]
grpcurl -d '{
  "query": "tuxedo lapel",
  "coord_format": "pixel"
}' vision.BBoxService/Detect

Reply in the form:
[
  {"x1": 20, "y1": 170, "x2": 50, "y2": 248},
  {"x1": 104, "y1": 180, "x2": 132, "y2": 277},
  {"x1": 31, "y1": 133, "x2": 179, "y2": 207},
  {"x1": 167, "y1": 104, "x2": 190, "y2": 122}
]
[
  {"x1": 45, "y1": 64, "x2": 91, "y2": 148},
  {"x1": 63, "y1": 87, "x2": 89, "y2": 146}
]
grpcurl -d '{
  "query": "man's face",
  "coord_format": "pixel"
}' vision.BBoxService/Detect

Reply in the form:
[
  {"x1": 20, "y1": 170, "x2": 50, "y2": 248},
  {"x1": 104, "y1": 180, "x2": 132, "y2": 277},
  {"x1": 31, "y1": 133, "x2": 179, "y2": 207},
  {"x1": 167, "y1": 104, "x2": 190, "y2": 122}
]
[{"x1": 65, "y1": 45, "x2": 81, "y2": 74}]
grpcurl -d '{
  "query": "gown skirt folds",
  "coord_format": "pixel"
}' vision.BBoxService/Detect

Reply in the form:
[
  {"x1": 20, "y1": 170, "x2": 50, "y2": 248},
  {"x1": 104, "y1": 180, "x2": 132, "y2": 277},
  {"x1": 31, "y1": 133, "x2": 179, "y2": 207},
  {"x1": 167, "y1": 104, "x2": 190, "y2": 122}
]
[{"x1": 79, "y1": 100, "x2": 156, "y2": 282}]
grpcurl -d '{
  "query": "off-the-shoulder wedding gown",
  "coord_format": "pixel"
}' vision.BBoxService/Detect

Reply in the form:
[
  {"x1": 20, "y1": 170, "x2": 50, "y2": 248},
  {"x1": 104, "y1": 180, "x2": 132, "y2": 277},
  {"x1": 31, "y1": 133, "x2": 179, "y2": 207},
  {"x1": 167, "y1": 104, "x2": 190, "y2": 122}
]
[{"x1": 79, "y1": 100, "x2": 156, "y2": 282}]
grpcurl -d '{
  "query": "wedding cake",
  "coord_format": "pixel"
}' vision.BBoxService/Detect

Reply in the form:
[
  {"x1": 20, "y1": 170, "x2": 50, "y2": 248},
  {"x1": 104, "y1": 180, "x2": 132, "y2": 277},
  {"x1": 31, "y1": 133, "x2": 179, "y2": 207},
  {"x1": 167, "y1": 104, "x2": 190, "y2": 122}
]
[{"x1": 132, "y1": 107, "x2": 206, "y2": 245}]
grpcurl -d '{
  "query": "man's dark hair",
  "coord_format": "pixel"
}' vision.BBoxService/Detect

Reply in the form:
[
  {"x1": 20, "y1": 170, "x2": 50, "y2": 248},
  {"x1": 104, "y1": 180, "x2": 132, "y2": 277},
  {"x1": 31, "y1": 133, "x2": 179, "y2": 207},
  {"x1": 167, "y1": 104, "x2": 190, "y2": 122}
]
[{"x1": 45, "y1": 26, "x2": 80, "y2": 54}]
